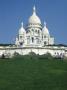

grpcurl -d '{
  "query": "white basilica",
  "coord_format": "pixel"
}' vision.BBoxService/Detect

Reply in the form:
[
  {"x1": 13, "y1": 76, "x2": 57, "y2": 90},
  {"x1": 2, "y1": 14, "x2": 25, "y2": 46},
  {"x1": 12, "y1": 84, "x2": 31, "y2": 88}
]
[
  {"x1": 0, "y1": 6, "x2": 67, "y2": 58},
  {"x1": 15, "y1": 6, "x2": 54, "y2": 47}
]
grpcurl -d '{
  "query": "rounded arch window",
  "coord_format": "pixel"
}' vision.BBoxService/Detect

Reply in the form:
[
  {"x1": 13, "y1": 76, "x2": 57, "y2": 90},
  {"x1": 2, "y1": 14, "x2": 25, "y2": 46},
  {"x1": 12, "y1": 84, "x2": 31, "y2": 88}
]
[
  {"x1": 32, "y1": 37, "x2": 34, "y2": 43},
  {"x1": 32, "y1": 29, "x2": 34, "y2": 31},
  {"x1": 44, "y1": 36, "x2": 46, "y2": 38},
  {"x1": 38, "y1": 30, "x2": 40, "y2": 34},
  {"x1": 44, "y1": 41, "x2": 47, "y2": 45},
  {"x1": 20, "y1": 36, "x2": 22, "y2": 39},
  {"x1": 20, "y1": 42, "x2": 23, "y2": 46},
  {"x1": 35, "y1": 30, "x2": 37, "y2": 33}
]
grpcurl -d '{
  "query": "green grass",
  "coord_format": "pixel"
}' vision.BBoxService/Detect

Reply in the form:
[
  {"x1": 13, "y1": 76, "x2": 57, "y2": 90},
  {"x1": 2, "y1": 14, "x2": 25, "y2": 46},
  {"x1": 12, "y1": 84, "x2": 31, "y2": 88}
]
[{"x1": 0, "y1": 55, "x2": 67, "y2": 90}]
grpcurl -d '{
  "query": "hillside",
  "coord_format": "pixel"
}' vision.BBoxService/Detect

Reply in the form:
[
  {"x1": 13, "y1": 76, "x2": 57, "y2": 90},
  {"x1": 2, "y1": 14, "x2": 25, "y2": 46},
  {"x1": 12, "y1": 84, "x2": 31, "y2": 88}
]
[{"x1": 0, "y1": 55, "x2": 67, "y2": 90}]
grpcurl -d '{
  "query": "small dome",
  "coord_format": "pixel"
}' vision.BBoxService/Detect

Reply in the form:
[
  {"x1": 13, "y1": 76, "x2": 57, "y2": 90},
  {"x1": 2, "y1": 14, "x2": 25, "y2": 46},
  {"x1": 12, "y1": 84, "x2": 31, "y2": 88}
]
[
  {"x1": 28, "y1": 6, "x2": 41, "y2": 24},
  {"x1": 19, "y1": 22, "x2": 26, "y2": 34},
  {"x1": 42, "y1": 22, "x2": 50, "y2": 35}
]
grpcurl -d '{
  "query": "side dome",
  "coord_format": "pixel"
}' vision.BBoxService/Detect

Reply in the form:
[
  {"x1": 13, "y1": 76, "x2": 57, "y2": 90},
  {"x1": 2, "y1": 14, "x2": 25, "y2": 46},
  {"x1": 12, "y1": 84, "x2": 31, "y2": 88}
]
[
  {"x1": 28, "y1": 6, "x2": 41, "y2": 24},
  {"x1": 42, "y1": 22, "x2": 50, "y2": 35},
  {"x1": 19, "y1": 22, "x2": 26, "y2": 35}
]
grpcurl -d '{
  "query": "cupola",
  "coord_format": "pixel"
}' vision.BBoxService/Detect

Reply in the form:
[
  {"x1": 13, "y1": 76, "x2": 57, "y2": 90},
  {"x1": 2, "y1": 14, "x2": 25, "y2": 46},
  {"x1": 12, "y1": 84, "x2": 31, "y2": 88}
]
[
  {"x1": 28, "y1": 6, "x2": 41, "y2": 24},
  {"x1": 19, "y1": 22, "x2": 26, "y2": 35},
  {"x1": 42, "y1": 22, "x2": 50, "y2": 35}
]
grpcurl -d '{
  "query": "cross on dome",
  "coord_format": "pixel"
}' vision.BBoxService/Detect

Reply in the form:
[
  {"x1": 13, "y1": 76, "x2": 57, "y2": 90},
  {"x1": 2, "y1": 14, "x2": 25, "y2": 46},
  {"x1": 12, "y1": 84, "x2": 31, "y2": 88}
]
[
  {"x1": 33, "y1": 5, "x2": 36, "y2": 11},
  {"x1": 44, "y1": 21, "x2": 47, "y2": 27},
  {"x1": 33, "y1": 5, "x2": 36, "y2": 15},
  {"x1": 21, "y1": 22, "x2": 23, "y2": 27}
]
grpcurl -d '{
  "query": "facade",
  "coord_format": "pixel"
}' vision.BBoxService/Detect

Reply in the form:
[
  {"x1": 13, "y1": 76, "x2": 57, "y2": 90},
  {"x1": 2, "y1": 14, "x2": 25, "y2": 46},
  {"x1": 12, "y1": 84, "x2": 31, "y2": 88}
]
[{"x1": 15, "y1": 6, "x2": 54, "y2": 47}]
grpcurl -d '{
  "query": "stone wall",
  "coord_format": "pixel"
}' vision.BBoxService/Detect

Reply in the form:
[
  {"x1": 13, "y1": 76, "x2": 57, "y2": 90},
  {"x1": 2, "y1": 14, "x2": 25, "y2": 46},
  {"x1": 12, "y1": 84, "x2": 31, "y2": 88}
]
[{"x1": 0, "y1": 46, "x2": 66, "y2": 58}]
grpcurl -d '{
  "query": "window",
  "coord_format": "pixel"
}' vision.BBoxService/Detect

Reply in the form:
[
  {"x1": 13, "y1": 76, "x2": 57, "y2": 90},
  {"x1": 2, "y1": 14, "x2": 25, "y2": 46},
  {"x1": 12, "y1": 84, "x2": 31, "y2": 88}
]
[
  {"x1": 44, "y1": 36, "x2": 46, "y2": 38},
  {"x1": 20, "y1": 36, "x2": 22, "y2": 39},
  {"x1": 35, "y1": 30, "x2": 37, "y2": 33},
  {"x1": 36, "y1": 38, "x2": 39, "y2": 44},
  {"x1": 20, "y1": 42, "x2": 23, "y2": 46},
  {"x1": 27, "y1": 36, "x2": 30, "y2": 44},
  {"x1": 38, "y1": 30, "x2": 40, "y2": 34},
  {"x1": 32, "y1": 29, "x2": 34, "y2": 31},
  {"x1": 32, "y1": 37, "x2": 34, "y2": 43},
  {"x1": 44, "y1": 41, "x2": 47, "y2": 45}
]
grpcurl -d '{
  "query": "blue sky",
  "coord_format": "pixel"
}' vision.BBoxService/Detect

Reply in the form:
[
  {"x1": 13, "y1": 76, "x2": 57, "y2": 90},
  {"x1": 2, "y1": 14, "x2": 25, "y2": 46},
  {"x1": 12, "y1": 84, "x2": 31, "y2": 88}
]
[{"x1": 0, "y1": 0, "x2": 67, "y2": 44}]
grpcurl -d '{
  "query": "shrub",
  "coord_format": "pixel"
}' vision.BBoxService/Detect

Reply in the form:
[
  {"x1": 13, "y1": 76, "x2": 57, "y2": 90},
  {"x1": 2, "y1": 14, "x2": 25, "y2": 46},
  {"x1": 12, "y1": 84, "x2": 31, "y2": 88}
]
[
  {"x1": 1, "y1": 54, "x2": 5, "y2": 59},
  {"x1": 28, "y1": 52, "x2": 36, "y2": 56},
  {"x1": 45, "y1": 52, "x2": 52, "y2": 59},
  {"x1": 38, "y1": 53, "x2": 52, "y2": 60}
]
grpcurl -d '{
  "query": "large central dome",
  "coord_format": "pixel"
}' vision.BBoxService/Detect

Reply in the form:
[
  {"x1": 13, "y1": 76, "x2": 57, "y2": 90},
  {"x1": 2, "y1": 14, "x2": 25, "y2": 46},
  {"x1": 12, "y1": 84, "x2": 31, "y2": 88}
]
[{"x1": 28, "y1": 6, "x2": 41, "y2": 24}]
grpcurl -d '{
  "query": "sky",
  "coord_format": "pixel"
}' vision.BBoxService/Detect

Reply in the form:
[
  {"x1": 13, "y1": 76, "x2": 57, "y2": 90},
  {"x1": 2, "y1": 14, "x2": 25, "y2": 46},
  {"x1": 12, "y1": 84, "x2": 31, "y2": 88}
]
[{"x1": 0, "y1": 0, "x2": 67, "y2": 44}]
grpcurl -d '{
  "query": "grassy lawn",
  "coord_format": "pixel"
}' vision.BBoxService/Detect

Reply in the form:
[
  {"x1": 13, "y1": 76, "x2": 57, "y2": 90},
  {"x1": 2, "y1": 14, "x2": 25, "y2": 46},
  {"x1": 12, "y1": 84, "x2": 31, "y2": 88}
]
[{"x1": 0, "y1": 55, "x2": 67, "y2": 90}]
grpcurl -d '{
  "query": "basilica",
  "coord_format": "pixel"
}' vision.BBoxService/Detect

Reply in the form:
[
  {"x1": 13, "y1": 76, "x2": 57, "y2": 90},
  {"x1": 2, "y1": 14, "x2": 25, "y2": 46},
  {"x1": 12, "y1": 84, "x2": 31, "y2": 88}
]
[
  {"x1": 0, "y1": 6, "x2": 67, "y2": 58},
  {"x1": 15, "y1": 6, "x2": 54, "y2": 47}
]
